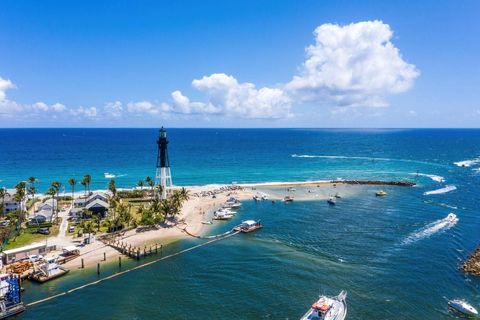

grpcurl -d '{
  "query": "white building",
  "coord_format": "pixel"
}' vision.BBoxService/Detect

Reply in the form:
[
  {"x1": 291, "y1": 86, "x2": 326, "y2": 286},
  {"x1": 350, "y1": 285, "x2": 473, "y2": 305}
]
[{"x1": 1, "y1": 188, "x2": 26, "y2": 215}]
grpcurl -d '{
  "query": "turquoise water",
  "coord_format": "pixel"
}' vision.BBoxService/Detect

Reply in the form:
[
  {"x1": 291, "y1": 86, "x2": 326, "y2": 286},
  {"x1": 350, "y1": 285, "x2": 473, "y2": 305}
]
[{"x1": 1, "y1": 129, "x2": 480, "y2": 319}]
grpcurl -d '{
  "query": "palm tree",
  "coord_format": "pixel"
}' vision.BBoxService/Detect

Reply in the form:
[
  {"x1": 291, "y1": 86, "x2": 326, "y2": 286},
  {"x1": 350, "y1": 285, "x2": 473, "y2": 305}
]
[
  {"x1": 179, "y1": 187, "x2": 190, "y2": 202},
  {"x1": 14, "y1": 182, "x2": 26, "y2": 228},
  {"x1": 68, "y1": 178, "x2": 77, "y2": 203},
  {"x1": 145, "y1": 176, "x2": 154, "y2": 199},
  {"x1": 108, "y1": 179, "x2": 117, "y2": 198},
  {"x1": 155, "y1": 184, "x2": 163, "y2": 200},
  {"x1": 46, "y1": 186, "x2": 57, "y2": 222},
  {"x1": 84, "y1": 175, "x2": 91, "y2": 195},
  {"x1": 0, "y1": 188, "x2": 5, "y2": 216},
  {"x1": 109, "y1": 197, "x2": 118, "y2": 220},
  {"x1": 51, "y1": 181, "x2": 61, "y2": 222},
  {"x1": 81, "y1": 178, "x2": 87, "y2": 197},
  {"x1": 137, "y1": 180, "x2": 144, "y2": 190},
  {"x1": 27, "y1": 176, "x2": 37, "y2": 201}
]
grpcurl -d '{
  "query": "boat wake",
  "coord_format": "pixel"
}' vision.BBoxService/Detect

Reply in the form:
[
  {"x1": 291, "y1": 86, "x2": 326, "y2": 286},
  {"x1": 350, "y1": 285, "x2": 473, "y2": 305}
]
[
  {"x1": 291, "y1": 154, "x2": 443, "y2": 167},
  {"x1": 454, "y1": 157, "x2": 480, "y2": 167},
  {"x1": 401, "y1": 213, "x2": 458, "y2": 245},
  {"x1": 423, "y1": 185, "x2": 457, "y2": 195},
  {"x1": 411, "y1": 173, "x2": 445, "y2": 183},
  {"x1": 104, "y1": 173, "x2": 127, "y2": 179}
]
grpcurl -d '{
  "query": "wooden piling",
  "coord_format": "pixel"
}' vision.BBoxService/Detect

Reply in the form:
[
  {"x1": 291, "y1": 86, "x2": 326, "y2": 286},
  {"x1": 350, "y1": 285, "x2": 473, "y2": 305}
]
[
  {"x1": 97, "y1": 263, "x2": 100, "y2": 275},
  {"x1": 118, "y1": 256, "x2": 122, "y2": 268},
  {"x1": 103, "y1": 252, "x2": 106, "y2": 261},
  {"x1": 81, "y1": 258, "x2": 84, "y2": 269}
]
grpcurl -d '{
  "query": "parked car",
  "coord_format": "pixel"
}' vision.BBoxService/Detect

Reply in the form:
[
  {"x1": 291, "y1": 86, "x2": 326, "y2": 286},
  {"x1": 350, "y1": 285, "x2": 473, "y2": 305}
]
[
  {"x1": 37, "y1": 227, "x2": 50, "y2": 235},
  {"x1": 28, "y1": 254, "x2": 43, "y2": 262},
  {"x1": 68, "y1": 226, "x2": 75, "y2": 233},
  {"x1": 0, "y1": 220, "x2": 10, "y2": 227}
]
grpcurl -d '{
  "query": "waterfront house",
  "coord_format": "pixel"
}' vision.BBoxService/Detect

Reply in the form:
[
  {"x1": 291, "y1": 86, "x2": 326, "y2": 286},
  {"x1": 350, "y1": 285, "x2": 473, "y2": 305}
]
[
  {"x1": 35, "y1": 199, "x2": 57, "y2": 213},
  {"x1": 1, "y1": 189, "x2": 26, "y2": 215}
]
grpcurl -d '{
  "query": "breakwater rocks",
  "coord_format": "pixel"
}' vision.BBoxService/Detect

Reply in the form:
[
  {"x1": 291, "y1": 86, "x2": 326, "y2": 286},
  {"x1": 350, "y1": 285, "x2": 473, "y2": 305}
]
[
  {"x1": 336, "y1": 180, "x2": 416, "y2": 187},
  {"x1": 461, "y1": 247, "x2": 480, "y2": 276}
]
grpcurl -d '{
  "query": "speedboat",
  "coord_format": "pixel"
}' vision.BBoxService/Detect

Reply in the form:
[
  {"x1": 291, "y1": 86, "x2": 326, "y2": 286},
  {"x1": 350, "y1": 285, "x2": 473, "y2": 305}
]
[
  {"x1": 261, "y1": 194, "x2": 269, "y2": 201},
  {"x1": 234, "y1": 220, "x2": 263, "y2": 233},
  {"x1": 301, "y1": 291, "x2": 347, "y2": 320},
  {"x1": 446, "y1": 213, "x2": 457, "y2": 223},
  {"x1": 327, "y1": 197, "x2": 336, "y2": 205},
  {"x1": 334, "y1": 193, "x2": 341, "y2": 199},
  {"x1": 375, "y1": 190, "x2": 387, "y2": 196},
  {"x1": 284, "y1": 196, "x2": 294, "y2": 203},
  {"x1": 253, "y1": 195, "x2": 260, "y2": 201},
  {"x1": 448, "y1": 299, "x2": 478, "y2": 316}
]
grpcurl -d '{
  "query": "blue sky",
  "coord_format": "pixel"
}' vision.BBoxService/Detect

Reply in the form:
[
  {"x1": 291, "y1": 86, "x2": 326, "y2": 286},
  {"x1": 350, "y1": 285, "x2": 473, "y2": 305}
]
[{"x1": 1, "y1": 0, "x2": 479, "y2": 128}]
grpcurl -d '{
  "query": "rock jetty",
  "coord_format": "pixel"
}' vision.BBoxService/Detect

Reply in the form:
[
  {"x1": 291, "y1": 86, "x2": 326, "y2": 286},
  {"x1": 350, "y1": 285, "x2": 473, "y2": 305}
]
[
  {"x1": 461, "y1": 247, "x2": 480, "y2": 276},
  {"x1": 336, "y1": 180, "x2": 416, "y2": 187}
]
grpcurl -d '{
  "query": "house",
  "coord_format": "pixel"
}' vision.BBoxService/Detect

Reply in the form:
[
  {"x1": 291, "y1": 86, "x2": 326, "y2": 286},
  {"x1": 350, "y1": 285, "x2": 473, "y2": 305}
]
[
  {"x1": 71, "y1": 191, "x2": 109, "y2": 217},
  {"x1": 1, "y1": 188, "x2": 26, "y2": 215},
  {"x1": 29, "y1": 209, "x2": 53, "y2": 224},
  {"x1": 1, "y1": 243, "x2": 56, "y2": 265},
  {"x1": 36, "y1": 199, "x2": 57, "y2": 213}
]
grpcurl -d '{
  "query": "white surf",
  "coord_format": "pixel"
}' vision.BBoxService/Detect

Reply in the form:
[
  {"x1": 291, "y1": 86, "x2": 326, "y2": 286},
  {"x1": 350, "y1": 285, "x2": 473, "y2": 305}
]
[
  {"x1": 411, "y1": 173, "x2": 445, "y2": 183},
  {"x1": 454, "y1": 157, "x2": 480, "y2": 167}
]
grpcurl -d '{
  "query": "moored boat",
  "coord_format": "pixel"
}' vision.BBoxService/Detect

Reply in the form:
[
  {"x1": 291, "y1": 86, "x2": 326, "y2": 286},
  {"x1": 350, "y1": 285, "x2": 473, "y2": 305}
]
[
  {"x1": 375, "y1": 190, "x2": 387, "y2": 196},
  {"x1": 284, "y1": 196, "x2": 294, "y2": 203},
  {"x1": 301, "y1": 291, "x2": 347, "y2": 320},
  {"x1": 234, "y1": 220, "x2": 263, "y2": 233},
  {"x1": 213, "y1": 210, "x2": 234, "y2": 220},
  {"x1": 448, "y1": 299, "x2": 478, "y2": 316},
  {"x1": 30, "y1": 255, "x2": 69, "y2": 283},
  {"x1": 0, "y1": 274, "x2": 25, "y2": 319},
  {"x1": 327, "y1": 197, "x2": 336, "y2": 205}
]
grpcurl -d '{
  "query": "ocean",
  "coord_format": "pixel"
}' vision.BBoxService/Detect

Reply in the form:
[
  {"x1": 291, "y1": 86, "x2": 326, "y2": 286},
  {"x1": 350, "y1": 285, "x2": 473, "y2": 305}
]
[{"x1": 1, "y1": 128, "x2": 480, "y2": 319}]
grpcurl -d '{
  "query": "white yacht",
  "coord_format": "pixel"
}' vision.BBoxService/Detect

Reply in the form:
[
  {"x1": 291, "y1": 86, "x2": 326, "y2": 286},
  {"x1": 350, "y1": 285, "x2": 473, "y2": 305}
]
[
  {"x1": 448, "y1": 299, "x2": 478, "y2": 316},
  {"x1": 301, "y1": 291, "x2": 347, "y2": 320},
  {"x1": 213, "y1": 210, "x2": 234, "y2": 220}
]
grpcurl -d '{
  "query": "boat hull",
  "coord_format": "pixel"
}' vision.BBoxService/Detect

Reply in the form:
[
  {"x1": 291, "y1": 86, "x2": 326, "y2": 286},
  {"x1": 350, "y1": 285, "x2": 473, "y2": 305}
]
[{"x1": 0, "y1": 303, "x2": 25, "y2": 319}]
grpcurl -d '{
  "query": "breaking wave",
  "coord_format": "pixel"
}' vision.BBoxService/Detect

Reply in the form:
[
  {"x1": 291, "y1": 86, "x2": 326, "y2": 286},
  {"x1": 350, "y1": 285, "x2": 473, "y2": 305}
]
[
  {"x1": 410, "y1": 173, "x2": 445, "y2": 183},
  {"x1": 401, "y1": 213, "x2": 458, "y2": 245},
  {"x1": 423, "y1": 185, "x2": 457, "y2": 195},
  {"x1": 291, "y1": 154, "x2": 443, "y2": 167},
  {"x1": 454, "y1": 157, "x2": 480, "y2": 167}
]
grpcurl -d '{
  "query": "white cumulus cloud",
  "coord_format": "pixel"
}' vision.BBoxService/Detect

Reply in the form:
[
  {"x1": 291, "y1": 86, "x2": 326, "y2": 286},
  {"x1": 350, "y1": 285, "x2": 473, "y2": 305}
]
[
  {"x1": 172, "y1": 73, "x2": 291, "y2": 118},
  {"x1": 285, "y1": 20, "x2": 419, "y2": 107}
]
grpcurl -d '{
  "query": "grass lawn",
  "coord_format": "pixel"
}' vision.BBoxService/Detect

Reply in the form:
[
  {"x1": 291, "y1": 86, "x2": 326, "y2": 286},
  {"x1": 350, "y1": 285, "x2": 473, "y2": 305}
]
[{"x1": 4, "y1": 221, "x2": 60, "y2": 250}]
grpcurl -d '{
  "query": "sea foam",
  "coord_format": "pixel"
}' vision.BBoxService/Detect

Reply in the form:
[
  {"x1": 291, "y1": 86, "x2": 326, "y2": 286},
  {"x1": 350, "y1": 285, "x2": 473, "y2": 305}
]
[
  {"x1": 423, "y1": 185, "x2": 457, "y2": 195},
  {"x1": 411, "y1": 173, "x2": 445, "y2": 183},
  {"x1": 402, "y1": 213, "x2": 458, "y2": 245},
  {"x1": 454, "y1": 157, "x2": 480, "y2": 167}
]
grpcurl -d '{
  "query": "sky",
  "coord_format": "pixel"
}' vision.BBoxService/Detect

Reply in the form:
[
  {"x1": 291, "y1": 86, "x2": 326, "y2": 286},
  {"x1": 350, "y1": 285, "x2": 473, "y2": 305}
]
[{"x1": 1, "y1": 0, "x2": 479, "y2": 128}]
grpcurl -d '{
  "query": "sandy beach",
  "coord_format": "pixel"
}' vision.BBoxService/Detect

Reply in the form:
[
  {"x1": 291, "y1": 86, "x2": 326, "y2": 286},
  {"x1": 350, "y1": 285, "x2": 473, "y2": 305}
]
[{"x1": 44, "y1": 179, "x2": 409, "y2": 270}]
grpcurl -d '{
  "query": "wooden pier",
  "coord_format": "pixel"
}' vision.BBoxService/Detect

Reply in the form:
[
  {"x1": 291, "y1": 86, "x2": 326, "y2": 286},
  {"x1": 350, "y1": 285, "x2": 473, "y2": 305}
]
[{"x1": 103, "y1": 238, "x2": 162, "y2": 260}]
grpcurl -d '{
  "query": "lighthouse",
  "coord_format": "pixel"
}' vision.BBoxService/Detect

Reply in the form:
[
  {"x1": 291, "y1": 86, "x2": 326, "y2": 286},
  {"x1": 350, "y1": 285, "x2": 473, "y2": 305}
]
[{"x1": 155, "y1": 127, "x2": 173, "y2": 199}]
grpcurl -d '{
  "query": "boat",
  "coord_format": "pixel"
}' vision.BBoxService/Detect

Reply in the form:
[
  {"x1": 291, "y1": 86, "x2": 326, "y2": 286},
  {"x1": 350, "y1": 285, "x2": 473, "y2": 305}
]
[
  {"x1": 234, "y1": 220, "x2": 263, "y2": 233},
  {"x1": 201, "y1": 220, "x2": 212, "y2": 225},
  {"x1": 284, "y1": 196, "x2": 294, "y2": 203},
  {"x1": 301, "y1": 291, "x2": 347, "y2": 320},
  {"x1": 224, "y1": 198, "x2": 242, "y2": 209},
  {"x1": 375, "y1": 190, "x2": 387, "y2": 196},
  {"x1": 448, "y1": 299, "x2": 478, "y2": 316},
  {"x1": 30, "y1": 255, "x2": 69, "y2": 283},
  {"x1": 334, "y1": 193, "x2": 341, "y2": 199},
  {"x1": 261, "y1": 194, "x2": 269, "y2": 201},
  {"x1": 327, "y1": 197, "x2": 336, "y2": 205},
  {"x1": 446, "y1": 213, "x2": 457, "y2": 223},
  {"x1": 253, "y1": 195, "x2": 260, "y2": 201},
  {"x1": 287, "y1": 187, "x2": 296, "y2": 192},
  {"x1": 0, "y1": 274, "x2": 25, "y2": 319},
  {"x1": 213, "y1": 210, "x2": 234, "y2": 220}
]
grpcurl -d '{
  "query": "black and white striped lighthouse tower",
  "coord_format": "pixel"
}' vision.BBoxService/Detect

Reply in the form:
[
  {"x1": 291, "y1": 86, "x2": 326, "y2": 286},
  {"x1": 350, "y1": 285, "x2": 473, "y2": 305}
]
[{"x1": 155, "y1": 127, "x2": 172, "y2": 199}]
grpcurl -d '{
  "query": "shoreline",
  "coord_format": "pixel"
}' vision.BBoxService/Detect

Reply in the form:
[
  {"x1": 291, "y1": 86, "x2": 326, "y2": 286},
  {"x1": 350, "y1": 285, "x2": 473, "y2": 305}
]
[
  {"x1": 58, "y1": 179, "x2": 414, "y2": 271},
  {"x1": 6, "y1": 179, "x2": 415, "y2": 273}
]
